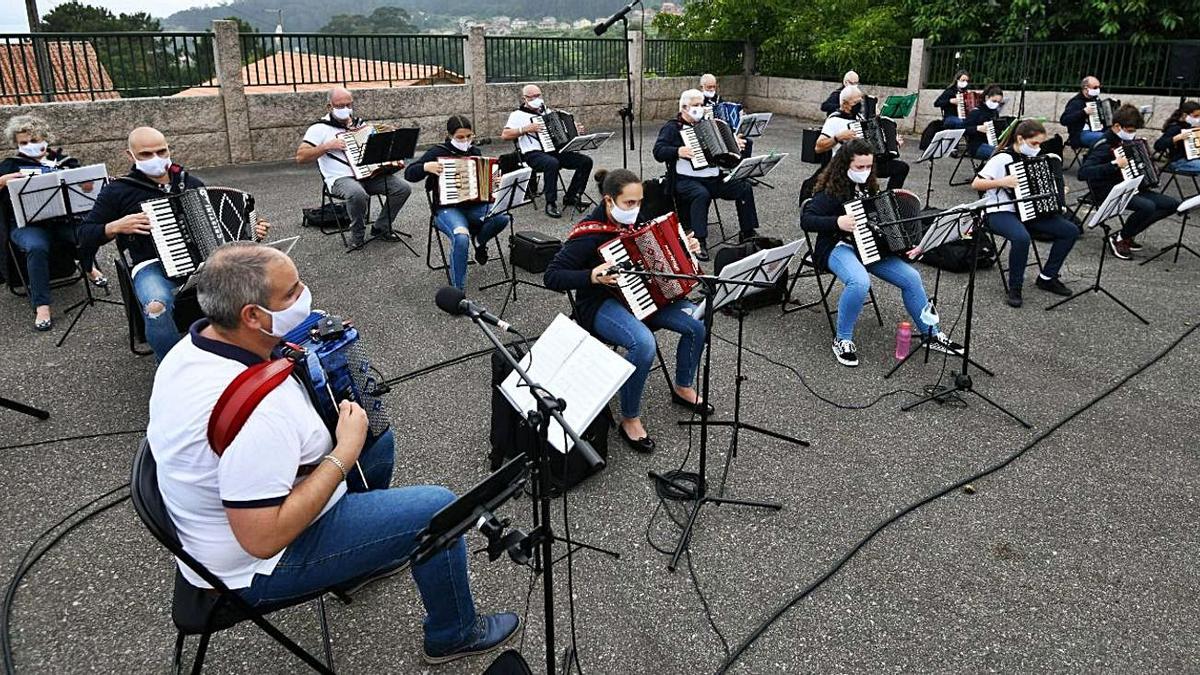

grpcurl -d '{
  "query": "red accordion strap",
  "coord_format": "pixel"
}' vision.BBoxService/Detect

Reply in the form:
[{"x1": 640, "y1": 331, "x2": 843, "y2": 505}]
[
  {"x1": 206, "y1": 358, "x2": 296, "y2": 457},
  {"x1": 566, "y1": 218, "x2": 622, "y2": 241}
]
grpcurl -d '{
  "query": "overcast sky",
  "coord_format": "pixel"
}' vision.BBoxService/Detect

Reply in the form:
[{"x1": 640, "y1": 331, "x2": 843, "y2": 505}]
[{"x1": 0, "y1": 0, "x2": 205, "y2": 32}]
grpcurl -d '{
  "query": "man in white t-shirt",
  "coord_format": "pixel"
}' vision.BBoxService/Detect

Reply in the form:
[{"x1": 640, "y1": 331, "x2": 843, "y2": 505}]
[
  {"x1": 500, "y1": 84, "x2": 593, "y2": 219},
  {"x1": 295, "y1": 87, "x2": 411, "y2": 248},
  {"x1": 816, "y1": 85, "x2": 910, "y2": 190},
  {"x1": 146, "y1": 242, "x2": 518, "y2": 665}
]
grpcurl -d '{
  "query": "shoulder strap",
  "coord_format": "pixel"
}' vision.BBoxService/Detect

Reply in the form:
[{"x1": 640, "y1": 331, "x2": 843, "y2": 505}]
[
  {"x1": 567, "y1": 219, "x2": 620, "y2": 241},
  {"x1": 207, "y1": 357, "x2": 297, "y2": 456}
]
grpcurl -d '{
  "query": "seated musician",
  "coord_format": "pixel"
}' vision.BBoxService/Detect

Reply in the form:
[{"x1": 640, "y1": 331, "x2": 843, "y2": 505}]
[
  {"x1": 971, "y1": 119, "x2": 1078, "y2": 307},
  {"x1": 801, "y1": 139, "x2": 962, "y2": 367},
  {"x1": 820, "y1": 71, "x2": 860, "y2": 115},
  {"x1": 1079, "y1": 104, "x2": 1180, "y2": 260},
  {"x1": 653, "y1": 89, "x2": 758, "y2": 260},
  {"x1": 405, "y1": 115, "x2": 511, "y2": 290},
  {"x1": 932, "y1": 70, "x2": 971, "y2": 129},
  {"x1": 0, "y1": 114, "x2": 106, "y2": 331},
  {"x1": 146, "y1": 242, "x2": 519, "y2": 665},
  {"x1": 963, "y1": 84, "x2": 1005, "y2": 159},
  {"x1": 699, "y1": 73, "x2": 754, "y2": 156},
  {"x1": 500, "y1": 84, "x2": 592, "y2": 219},
  {"x1": 543, "y1": 169, "x2": 708, "y2": 453},
  {"x1": 1154, "y1": 101, "x2": 1200, "y2": 176},
  {"x1": 815, "y1": 85, "x2": 910, "y2": 190},
  {"x1": 76, "y1": 127, "x2": 270, "y2": 361},
  {"x1": 1059, "y1": 76, "x2": 1106, "y2": 149},
  {"x1": 295, "y1": 87, "x2": 411, "y2": 248}
]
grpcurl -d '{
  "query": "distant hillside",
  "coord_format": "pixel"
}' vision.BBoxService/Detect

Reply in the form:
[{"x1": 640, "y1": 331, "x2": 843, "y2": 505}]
[{"x1": 166, "y1": 0, "x2": 672, "y2": 32}]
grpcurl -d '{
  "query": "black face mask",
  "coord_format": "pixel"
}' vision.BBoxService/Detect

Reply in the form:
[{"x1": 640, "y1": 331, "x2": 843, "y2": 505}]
[{"x1": 851, "y1": 102, "x2": 863, "y2": 116}]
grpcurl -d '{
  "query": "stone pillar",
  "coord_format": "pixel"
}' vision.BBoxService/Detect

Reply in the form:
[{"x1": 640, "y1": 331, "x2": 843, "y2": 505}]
[
  {"x1": 467, "y1": 27, "x2": 488, "y2": 132},
  {"x1": 906, "y1": 38, "x2": 926, "y2": 92},
  {"x1": 629, "y1": 29, "x2": 644, "y2": 127},
  {"x1": 211, "y1": 20, "x2": 250, "y2": 164}
]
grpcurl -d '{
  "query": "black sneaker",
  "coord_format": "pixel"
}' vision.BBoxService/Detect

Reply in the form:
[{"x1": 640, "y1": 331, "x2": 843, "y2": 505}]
[
  {"x1": 423, "y1": 613, "x2": 521, "y2": 665},
  {"x1": 1006, "y1": 287, "x2": 1023, "y2": 308},
  {"x1": 695, "y1": 247, "x2": 710, "y2": 262},
  {"x1": 1126, "y1": 237, "x2": 1144, "y2": 252},
  {"x1": 832, "y1": 338, "x2": 859, "y2": 367},
  {"x1": 1035, "y1": 276, "x2": 1072, "y2": 296},
  {"x1": 929, "y1": 331, "x2": 964, "y2": 355},
  {"x1": 472, "y1": 235, "x2": 489, "y2": 265},
  {"x1": 371, "y1": 228, "x2": 403, "y2": 242},
  {"x1": 544, "y1": 202, "x2": 562, "y2": 219}
]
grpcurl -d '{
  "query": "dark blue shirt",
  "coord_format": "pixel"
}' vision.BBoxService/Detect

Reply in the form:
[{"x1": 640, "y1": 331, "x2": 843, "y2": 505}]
[
  {"x1": 1059, "y1": 93, "x2": 1096, "y2": 146},
  {"x1": 964, "y1": 106, "x2": 1000, "y2": 154},
  {"x1": 543, "y1": 205, "x2": 618, "y2": 333}
]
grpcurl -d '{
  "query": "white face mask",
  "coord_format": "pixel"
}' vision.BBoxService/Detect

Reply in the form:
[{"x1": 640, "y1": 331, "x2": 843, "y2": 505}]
[
  {"x1": 18, "y1": 141, "x2": 47, "y2": 158},
  {"x1": 956, "y1": 80, "x2": 968, "y2": 89},
  {"x1": 527, "y1": 97, "x2": 545, "y2": 111},
  {"x1": 688, "y1": 106, "x2": 707, "y2": 122},
  {"x1": 257, "y1": 285, "x2": 312, "y2": 339},
  {"x1": 609, "y1": 201, "x2": 639, "y2": 225},
  {"x1": 450, "y1": 138, "x2": 472, "y2": 152},
  {"x1": 847, "y1": 167, "x2": 871, "y2": 184},
  {"x1": 331, "y1": 106, "x2": 353, "y2": 121},
  {"x1": 1116, "y1": 129, "x2": 1136, "y2": 141},
  {"x1": 136, "y1": 155, "x2": 172, "y2": 177},
  {"x1": 703, "y1": 89, "x2": 716, "y2": 99},
  {"x1": 1186, "y1": 115, "x2": 1200, "y2": 127},
  {"x1": 1086, "y1": 88, "x2": 1101, "y2": 98},
  {"x1": 985, "y1": 99, "x2": 1001, "y2": 110},
  {"x1": 1017, "y1": 142, "x2": 1040, "y2": 157}
]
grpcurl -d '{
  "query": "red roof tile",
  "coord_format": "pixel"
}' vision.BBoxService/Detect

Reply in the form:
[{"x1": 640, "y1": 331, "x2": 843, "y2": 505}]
[{"x1": 0, "y1": 40, "x2": 118, "y2": 105}]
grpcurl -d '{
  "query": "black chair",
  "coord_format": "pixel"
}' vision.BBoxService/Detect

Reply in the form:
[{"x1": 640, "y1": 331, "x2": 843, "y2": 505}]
[
  {"x1": 947, "y1": 145, "x2": 986, "y2": 186},
  {"x1": 986, "y1": 227, "x2": 1045, "y2": 296},
  {"x1": 113, "y1": 251, "x2": 203, "y2": 357},
  {"x1": 666, "y1": 171, "x2": 731, "y2": 245},
  {"x1": 1158, "y1": 165, "x2": 1199, "y2": 201},
  {"x1": 319, "y1": 172, "x2": 417, "y2": 255},
  {"x1": 5, "y1": 237, "x2": 82, "y2": 298},
  {"x1": 423, "y1": 188, "x2": 508, "y2": 287}
]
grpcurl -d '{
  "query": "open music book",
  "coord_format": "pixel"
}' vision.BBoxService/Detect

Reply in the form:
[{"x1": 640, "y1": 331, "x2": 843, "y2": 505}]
[
  {"x1": 723, "y1": 153, "x2": 788, "y2": 183},
  {"x1": 8, "y1": 164, "x2": 107, "y2": 228},
  {"x1": 498, "y1": 314, "x2": 635, "y2": 453},
  {"x1": 486, "y1": 167, "x2": 534, "y2": 219},
  {"x1": 559, "y1": 132, "x2": 612, "y2": 154},
  {"x1": 736, "y1": 113, "x2": 773, "y2": 139}
]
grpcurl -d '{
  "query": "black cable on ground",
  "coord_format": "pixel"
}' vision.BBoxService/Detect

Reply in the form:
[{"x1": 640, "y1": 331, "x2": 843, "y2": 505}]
[
  {"x1": 715, "y1": 320, "x2": 1199, "y2": 674},
  {"x1": 1, "y1": 428, "x2": 145, "y2": 452}
]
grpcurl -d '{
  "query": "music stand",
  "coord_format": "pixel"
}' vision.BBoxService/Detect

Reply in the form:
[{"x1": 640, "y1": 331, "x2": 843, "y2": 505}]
[
  {"x1": 736, "y1": 113, "x2": 773, "y2": 139},
  {"x1": 478, "y1": 168, "x2": 544, "y2": 317},
  {"x1": 410, "y1": 456, "x2": 529, "y2": 566},
  {"x1": 880, "y1": 93, "x2": 919, "y2": 119},
  {"x1": 917, "y1": 129, "x2": 965, "y2": 208},
  {"x1": 723, "y1": 153, "x2": 788, "y2": 190},
  {"x1": 558, "y1": 132, "x2": 612, "y2": 155},
  {"x1": 1141, "y1": 193, "x2": 1200, "y2": 267},
  {"x1": 349, "y1": 127, "x2": 420, "y2": 256},
  {"x1": 1046, "y1": 177, "x2": 1149, "y2": 324},
  {"x1": 682, "y1": 240, "x2": 809, "y2": 496},
  {"x1": 1, "y1": 396, "x2": 49, "y2": 420}
]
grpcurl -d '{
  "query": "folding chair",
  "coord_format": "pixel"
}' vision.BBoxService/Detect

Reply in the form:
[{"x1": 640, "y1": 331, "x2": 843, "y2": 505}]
[
  {"x1": 320, "y1": 172, "x2": 417, "y2": 255},
  {"x1": 5, "y1": 238, "x2": 81, "y2": 298},
  {"x1": 113, "y1": 250, "x2": 202, "y2": 357},
  {"x1": 423, "y1": 189, "x2": 508, "y2": 287},
  {"x1": 947, "y1": 145, "x2": 985, "y2": 187},
  {"x1": 1158, "y1": 165, "x2": 1200, "y2": 201},
  {"x1": 986, "y1": 228, "x2": 1045, "y2": 296}
]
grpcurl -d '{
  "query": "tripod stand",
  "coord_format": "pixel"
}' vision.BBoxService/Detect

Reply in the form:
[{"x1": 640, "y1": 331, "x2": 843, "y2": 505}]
[
  {"x1": 478, "y1": 169, "x2": 545, "y2": 317},
  {"x1": 918, "y1": 129, "x2": 964, "y2": 209},
  {"x1": 902, "y1": 209, "x2": 1032, "y2": 428},
  {"x1": 1, "y1": 397, "x2": 49, "y2": 420},
  {"x1": 57, "y1": 260, "x2": 123, "y2": 348}
]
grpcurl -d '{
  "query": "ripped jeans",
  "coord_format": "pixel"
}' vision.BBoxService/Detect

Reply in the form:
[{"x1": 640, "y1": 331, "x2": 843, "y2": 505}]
[{"x1": 131, "y1": 261, "x2": 183, "y2": 361}]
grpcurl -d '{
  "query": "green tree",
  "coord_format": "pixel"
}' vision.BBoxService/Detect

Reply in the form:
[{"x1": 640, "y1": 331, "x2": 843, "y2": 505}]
[
  {"x1": 904, "y1": 0, "x2": 1198, "y2": 44},
  {"x1": 42, "y1": 0, "x2": 162, "y2": 31},
  {"x1": 319, "y1": 7, "x2": 419, "y2": 34}
]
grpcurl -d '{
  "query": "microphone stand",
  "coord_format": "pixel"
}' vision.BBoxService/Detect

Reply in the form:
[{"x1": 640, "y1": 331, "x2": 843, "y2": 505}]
[
  {"x1": 463, "y1": 308, "x2": 615, "y2": 675},
  {"x1": 595, "y1": 0, "x2": 641, "y2": 168},
  {"x1": 1018, "y1": 24, "x2": 1030, "y2": 117}
]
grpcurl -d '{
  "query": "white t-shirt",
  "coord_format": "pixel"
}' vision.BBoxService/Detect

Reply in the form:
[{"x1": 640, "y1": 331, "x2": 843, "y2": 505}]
[
  {"x1": 504, "y1": 109, "x2": 544, "y2": 154},
  {"x1": 819, "y1": 114, "x2": 855, "y2": 157},
  {"x1": 302, "y1": 115, "x2": 374, "y2": 189},
  {"x1": 976, "y1": 152, "x2": 1017, "y2": 214},
  {"x1": 147, "y1": 323, "x2": 344, "y2": 590}
]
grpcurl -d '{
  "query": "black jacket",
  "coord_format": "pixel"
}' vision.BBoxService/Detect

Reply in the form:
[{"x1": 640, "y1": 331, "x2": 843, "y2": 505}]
[
  {"x1": 1154, "y1": 122, "x2": 1194, "y2": 163},
  {"x1": 820, "y1": 88, "x2": 842, "y2": 115},
  {"x1": 543, "y1": 205, "x2": 621, "y2": 333},
  {"x1": 653, "y1": 116, "x2": 693, "y2": 192},
  {"x1": 404, "y1": 140, "x2": 481, "y2": 205},
  {"x1": 933, "y1": 85, "x2": 960, "y2": 118},
  {"x1": 0, "y1": 150, "x2": 80, "y2": 230},
  {"x1": 1077, "y1": 130, "x2": 1132, "y2": 200},
  {"x1": 1059, "y1": 93, "x2": 1096, "y2": 146},
  {"x1": 77, "y1": 166, "x2": 205, "y2": 266},
  {"x1": 964, "y1": 106, "x2": 1000, "y2": 154},
  {"x1": 800, "y1": 188, "x2": 861, "y2": 270}
]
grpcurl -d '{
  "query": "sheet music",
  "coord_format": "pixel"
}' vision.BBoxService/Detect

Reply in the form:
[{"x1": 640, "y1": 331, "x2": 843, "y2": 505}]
[
  {"x1": 1086, "y1": 176, "x2": 1142, "y2": 229},
  {"x1": 499, "y1": 314, "x2": 635, "y2": 453},
  {"x1": 559, "y1": 132, "x2": 612, "y2": 154},
  {"x1": 59, "y1": 164, "x2": 108, "y2": 214},
  {"x1": 486, "y1": 167, "x2": 534, "y2": 219},
  {"x1": 724, "y1": 153, "x2": 788, "y2": 183},
  {"x1": 918, "y1": 129, "x2": 965, "y2": 163},
  {"x1": 917, "y1": 206, "x2": 970, "y2": 253},
  {"x1": 8, "y1": 171, "x2": 66, "y2": 227},
  {"x1": 694, "y1": 239, "x2": 801, "y2": 318},
  {"x1": 736, "y1": 113, "x2": 773, "y2": 138}
]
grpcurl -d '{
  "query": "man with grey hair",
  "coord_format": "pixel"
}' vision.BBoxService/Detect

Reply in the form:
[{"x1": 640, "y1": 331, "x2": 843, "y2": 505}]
[
  {"x1": 501, "y1": 83, "x2": 593, "y2": 218},
  {"x1": 816, "y1": 85, "x2": 909, "y2": 189},
  {"x1": 821, "y1": 70, "x2": 861, "y2": 114},
  {"x1": 699, "y1": 73, "x2": 755, "y2": 156},
  {"x1": 1059, "y1": 75, "x2": 1105, "y2": 148},
  {"x1": 652, "y1": 88, "x2": 757, "y2": 259},
  {"x1": 296, "y1": 87, "x2": 411, "y2": 248},
  {"x1": 148, "y1": 241, "x2": 520, "y2": 665}
]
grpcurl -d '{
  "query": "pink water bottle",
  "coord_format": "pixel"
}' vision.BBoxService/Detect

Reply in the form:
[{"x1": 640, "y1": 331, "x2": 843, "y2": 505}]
[{"x1": 895, "y1": 321, "x2": 912, "y2": 359}]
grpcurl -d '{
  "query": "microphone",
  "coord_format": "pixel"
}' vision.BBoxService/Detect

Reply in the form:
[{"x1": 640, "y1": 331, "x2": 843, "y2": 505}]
[
  {"x1": 435, "y1": 286, "x2": 514, "y2": 333},
  {"x1": 594, "y1": 0, "x2": 638, "y2": 35}
]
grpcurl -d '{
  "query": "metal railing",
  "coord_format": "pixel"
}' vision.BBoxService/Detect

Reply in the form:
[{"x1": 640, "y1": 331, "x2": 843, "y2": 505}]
[
  {"x1": 756, "y1": 43, "x2": 909, "y2": 87},
  {"x1": 0, "y1": 32, "x2": 216, "y2": 103},
  {"x1": 644, "y1": 39, "x2": 743, "y2": 77},
  {"x1": 485, "y1": 36, "x2": 626, "y2": 83},
  {"x1": 925, "y1": 40, "x2": 1200, "y2": 94},
  {"x1": 239, "y1": 33, "x2": 466, "y2": 90}
]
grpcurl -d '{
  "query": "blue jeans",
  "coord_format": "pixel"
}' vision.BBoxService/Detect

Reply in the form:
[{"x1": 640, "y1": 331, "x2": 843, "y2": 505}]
[
  {"x1": 827, "y1": 244, "x2": 937, "y2": 342},
  {"x1": 131, "y1": 261, "x2": 183, "y2": 361},
  {"x1": 986, "y1": 211, "x2": 1079, "y2": 289},
  {"x1": 674, "y1": 175, "x2": 758, "y2": 241},
  {"x1": 10, "y1": 223, "x2": 97, "y2": 308},
  {"x1": 942, "y1": 116, "x2": 965, "y2": 129},
  {"x1": 1168, "y1": 158, "x2": 1200, "y2": 176},
  {"x1": 238, "y1": 430, "x2": 478, "y2": 651},
  {"x1": 1079, "y1": 130, "x2": 1105, "y2": 148},
  {"x1": 973, "y1": 143, "x2": 995, "y2": 160},
  {"x1": 434, "y1": 203, "x2": 511, "y2": 289},
  {"x1": 592, "y1": 298, "x2": 705, "y2": 419}
]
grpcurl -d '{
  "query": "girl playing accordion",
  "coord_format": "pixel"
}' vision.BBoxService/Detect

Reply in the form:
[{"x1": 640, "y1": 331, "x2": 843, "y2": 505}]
[
  {"x1": 971, "y1": 119, "x2": 1079, "y2": 307},
  {"x1": 932, "y1": 69, "x2": 972, "y2": 129},
  {"x1": 1154, "y1": 101, "x2": 1200, "y2": 177},
  {"x1": 800, "y1": 139, "x2": 962, "y2": 368},
  {"x1": 543, "y1": 169, "x2": 709, "y2": 453}
]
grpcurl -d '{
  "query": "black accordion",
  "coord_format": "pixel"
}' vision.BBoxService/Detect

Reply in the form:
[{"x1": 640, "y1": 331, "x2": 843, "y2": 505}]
[
  {"x1": 1006, "y1": 155, "x2": 1065, "y2": 222},
  {"x1": 849, "y1": 117, "x2": 899, "y2": 158},
  {"x1": 532, "y1": 110, "x2": 578, "y2": 153},
  {"x1": 142, "y1": 187, "x2": 257, "y2": 279},
  {"x1": 845, "y1": 191, "x2": 924, "y2": 265},
  {"x1": 680, "y1": 118, "x2": 742, "y2": 170},
  {"x1": 1114, "y1": 138, "x2": 1159, "y2": 189},
  {"x1": 1086, "y1": 98, "x2": 1120, "y2": 133}
]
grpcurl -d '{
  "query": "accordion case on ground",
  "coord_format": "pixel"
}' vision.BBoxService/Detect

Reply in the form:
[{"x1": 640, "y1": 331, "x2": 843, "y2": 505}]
[
  {"x1": 598, "y1": 212, "x2": 701, "y2": 320},
  {"x1": 7, "y1": 163, "x2": 107, "y2": 228},
  {"x1": 141, "y1": 187, "x2": 257, "y2": 280}
]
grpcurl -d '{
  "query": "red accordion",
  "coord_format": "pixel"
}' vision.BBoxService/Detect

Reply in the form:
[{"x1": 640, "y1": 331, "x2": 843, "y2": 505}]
[{"x1": 598, "y1": 213, "x2": 700, "y2": 320}]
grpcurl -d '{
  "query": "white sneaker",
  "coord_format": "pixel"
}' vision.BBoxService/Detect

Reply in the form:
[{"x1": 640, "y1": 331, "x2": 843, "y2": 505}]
[
  {"x1": 929, "y1": 331, "x2": 964, "y2": 355},
  {"x1": 832, "y1": 339, "x2": 859, "y2": 367}
]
